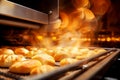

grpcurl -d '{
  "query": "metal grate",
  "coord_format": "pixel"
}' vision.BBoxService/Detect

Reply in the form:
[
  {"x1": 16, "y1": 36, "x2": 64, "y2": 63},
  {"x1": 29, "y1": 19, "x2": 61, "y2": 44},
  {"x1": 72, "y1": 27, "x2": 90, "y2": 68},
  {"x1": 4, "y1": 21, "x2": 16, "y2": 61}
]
[
  {"x1": 0, "y1": 48, "x2": 119, "y2": 80},
  {"x1": 25, "y1": 48, "x2": 120, "y2": 80}
]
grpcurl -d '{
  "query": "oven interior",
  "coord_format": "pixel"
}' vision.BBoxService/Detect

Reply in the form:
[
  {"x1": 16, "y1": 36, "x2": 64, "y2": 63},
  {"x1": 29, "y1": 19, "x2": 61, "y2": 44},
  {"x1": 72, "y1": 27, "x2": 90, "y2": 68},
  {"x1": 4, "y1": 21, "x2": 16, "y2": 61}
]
[
  {"x1": 0, "y1": 0, "x2": 120, "y2": 80},
  {"x1": 0, "y1": 0, "x2": 120, "y2": 48}
]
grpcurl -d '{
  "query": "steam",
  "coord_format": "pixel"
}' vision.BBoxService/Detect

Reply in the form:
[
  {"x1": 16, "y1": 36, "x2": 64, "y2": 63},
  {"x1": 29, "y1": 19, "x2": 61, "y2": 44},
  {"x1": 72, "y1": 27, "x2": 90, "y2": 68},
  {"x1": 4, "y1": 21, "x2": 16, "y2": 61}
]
[{"x1": 29, "y1": 0, "x2": 111, "y2": 48}]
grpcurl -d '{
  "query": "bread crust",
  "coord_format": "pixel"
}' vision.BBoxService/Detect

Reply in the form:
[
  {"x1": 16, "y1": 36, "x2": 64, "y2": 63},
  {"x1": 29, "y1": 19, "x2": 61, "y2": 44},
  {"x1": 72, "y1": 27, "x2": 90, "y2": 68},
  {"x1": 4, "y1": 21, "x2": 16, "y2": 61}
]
[
  {"x1": 9, "y1": 59, "x2": 42, "y2": 74},
  {"x1": 0, "y1": 48, "x2": 14, "y2": 55},
  {"x1": 30, "y1": 65, "x2": 55, "y2": 75},
  {"x1": 32, "y1": 53, "x2": 55, "y2": 65},
  {"x1": 0, "y1": 55, "x2": 26, "y2": 67}
]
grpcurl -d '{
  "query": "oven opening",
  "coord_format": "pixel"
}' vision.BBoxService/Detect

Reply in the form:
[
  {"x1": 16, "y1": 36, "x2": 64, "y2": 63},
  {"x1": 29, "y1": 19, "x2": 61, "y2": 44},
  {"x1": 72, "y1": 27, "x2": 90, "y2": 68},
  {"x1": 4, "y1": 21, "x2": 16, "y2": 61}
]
[{"x1": 0, "y1": 0, "x2": 120, "y2": 80}]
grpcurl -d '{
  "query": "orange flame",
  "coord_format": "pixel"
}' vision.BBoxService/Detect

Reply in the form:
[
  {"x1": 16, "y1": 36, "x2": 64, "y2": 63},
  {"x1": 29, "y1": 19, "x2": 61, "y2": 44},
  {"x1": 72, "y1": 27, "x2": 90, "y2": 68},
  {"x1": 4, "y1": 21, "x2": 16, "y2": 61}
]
[{"x1": 27, "y1": 0, "x2": 111, "y2": 48}]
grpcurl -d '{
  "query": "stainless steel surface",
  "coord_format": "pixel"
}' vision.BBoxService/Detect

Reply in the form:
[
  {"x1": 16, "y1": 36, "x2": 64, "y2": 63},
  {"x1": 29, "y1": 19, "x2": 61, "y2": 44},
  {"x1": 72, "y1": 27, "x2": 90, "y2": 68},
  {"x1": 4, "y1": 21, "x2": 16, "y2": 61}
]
[
  {"x1": 48, "y1": 0, "x2": 59, "y2": 23},
  {"x1": 0, "y1": 19, "x2": 41, "y2": 29},
  {"x1": 75, "y1": 49, "x2": 120, "y2": 80},
  {"x1": 0, "y1": 0, "x2": 48, "y2": 24}
]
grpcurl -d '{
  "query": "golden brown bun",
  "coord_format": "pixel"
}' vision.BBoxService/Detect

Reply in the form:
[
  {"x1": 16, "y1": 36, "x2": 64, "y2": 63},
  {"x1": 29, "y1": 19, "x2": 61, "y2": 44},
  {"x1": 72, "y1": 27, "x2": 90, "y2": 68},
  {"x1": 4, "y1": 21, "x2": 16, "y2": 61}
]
[
  {"x1": 26, "y1": 46, "x2": 38, "y2": 51},
  {"x1": 28, "y1": 50, "x2": 45, "y2": 58},
  {"x1": 30, "y1": 65, "x2": 55, "y2": 75},
  {"x1": 75, "y1": 50, "x2": 96, "y2": 60},
  {"x1": 60, "y1": 58, "x2": 78, "y2": 66},
  {"x1": 9, "y1": 59, "x2": 42, "y2": 74},
  {"x1": 32, "y1": 53, "x2": 55, "y2": 65},
  {"x1": 53, "y1": 50, "x2": 69, "y2": 62},
  {"x1": 14, "y1": 47, "x2": 29, "y2": 57},
  {"x1": 45, "y1": 49, "x2": 55, "y2": 57},
  {"x1": 0, "y1": 55, "x2": 26, "y2": 67},
  {"x1": 14, "y1": 47, "x2": 38, "y2": 58},
  {"x1": 0, "y1": 48, "x2": 14, "y2": 55},
  {"x1": 94, "y1": 48, "x2": 107, "y2": 54},
  {"x1": 39, "y1": 48, "x2": 47, "y2": 52},
  {"x1": 70, "y1": 48, "x2": 90, "y2": 58},
  {"x1": 75, "y1": 54, "x2": 88, "y2": 60}
]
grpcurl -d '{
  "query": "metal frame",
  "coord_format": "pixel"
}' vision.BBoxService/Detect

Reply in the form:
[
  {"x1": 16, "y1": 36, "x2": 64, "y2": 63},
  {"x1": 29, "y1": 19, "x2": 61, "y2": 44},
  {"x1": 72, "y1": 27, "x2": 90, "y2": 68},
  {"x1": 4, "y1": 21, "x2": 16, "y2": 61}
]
[
  {"x1": 0, "y1": 0, "x2": 48, "y2": 24},
  {"x1": 0, "y1": 0, "x2": 59, "y2": 28}
]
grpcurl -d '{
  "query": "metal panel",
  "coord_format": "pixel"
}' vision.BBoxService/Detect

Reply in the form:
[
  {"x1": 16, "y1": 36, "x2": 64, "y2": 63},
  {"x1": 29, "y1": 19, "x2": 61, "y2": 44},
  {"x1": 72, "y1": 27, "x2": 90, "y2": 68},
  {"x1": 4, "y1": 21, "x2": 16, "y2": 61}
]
[{"x1": 0, "y1": 0, "x2": 48, "y2": 24}]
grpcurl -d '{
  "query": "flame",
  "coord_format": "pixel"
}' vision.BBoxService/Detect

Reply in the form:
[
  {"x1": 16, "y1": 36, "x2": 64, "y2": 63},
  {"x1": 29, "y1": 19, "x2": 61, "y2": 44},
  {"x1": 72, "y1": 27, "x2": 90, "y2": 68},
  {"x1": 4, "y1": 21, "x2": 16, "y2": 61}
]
[
  {"x1": 90, "y1": 0, "x2": 111, "y2": 16},
  {"x1": 72, "y1": 0, "x2": 90, "y2": 9},
  {"x1": 24, "y1": 0, "x2": 111, "y2": 48},
  {"x1": 59, "y1": 12, "x2": 69, "y2": 29}
]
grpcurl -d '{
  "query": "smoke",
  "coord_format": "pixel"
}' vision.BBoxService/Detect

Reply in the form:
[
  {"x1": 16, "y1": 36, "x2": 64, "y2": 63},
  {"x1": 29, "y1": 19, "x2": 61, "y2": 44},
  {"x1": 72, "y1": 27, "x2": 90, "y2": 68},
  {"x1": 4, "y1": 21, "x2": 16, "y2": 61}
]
[{"x1": 28, "y1": 0, "x2": 111, "y2": 48}]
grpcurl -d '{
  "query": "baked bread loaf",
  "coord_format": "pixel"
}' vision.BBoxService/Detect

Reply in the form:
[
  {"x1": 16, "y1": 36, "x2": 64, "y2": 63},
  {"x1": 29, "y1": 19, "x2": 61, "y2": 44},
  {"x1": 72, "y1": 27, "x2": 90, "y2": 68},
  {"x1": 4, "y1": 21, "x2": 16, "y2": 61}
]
[
  {"x1": 94, "y1": 48, "x2": 107, "y2": 54},
  {"x1": 14, "y1": 47, "x2": 29, "y2": 57},
  {"x1": 9, "y1": 59, "x2": 42, "y2": 74},
  {"x1": 60, "y1": 58, "x2": 78, "y2": 66},
  {"x1": 30, "y1": 65, "x2": 55, "y2": 75},
  {"x1": 0, "y1": 54, "x2": 26, "y2": 67},
  {"x1": 26, "y1": 46, "x2": 38, "y2": 51},
  {"x1": 0, "y1": 48, "x2": 14, "y2": 55},
  {"x1": 53, "y1": 50, "x2": 69, "y2": 62},
  {"x1": 70, "y1": 48, "x2": 90, "y2": 58},
  {"x1": 75, "y1": 50, "x2": 97, "y2": 60},
  {"x1": 28, "y1": 49, "x2": 45, "y2": 58},
  {"x1": 75, "y1": 54, "x2": 88, "y2": 60},
  {"x1": 46, "y1": 49, "x2": 55, "y2": 57},
  {"x1": 32, "y1": 53, "x2": 55, "y2": 65}
]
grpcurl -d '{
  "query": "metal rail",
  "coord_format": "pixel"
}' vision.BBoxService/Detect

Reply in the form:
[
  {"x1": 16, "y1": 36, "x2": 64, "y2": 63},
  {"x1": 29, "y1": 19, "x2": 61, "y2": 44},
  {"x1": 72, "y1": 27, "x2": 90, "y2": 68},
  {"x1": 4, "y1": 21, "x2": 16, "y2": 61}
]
[
  {"x1": 26, "y1": 48, "x2": 118, "y2": 80},
  {"x1": 0, "y1": 0, "x2": 48, "y2": 24}
]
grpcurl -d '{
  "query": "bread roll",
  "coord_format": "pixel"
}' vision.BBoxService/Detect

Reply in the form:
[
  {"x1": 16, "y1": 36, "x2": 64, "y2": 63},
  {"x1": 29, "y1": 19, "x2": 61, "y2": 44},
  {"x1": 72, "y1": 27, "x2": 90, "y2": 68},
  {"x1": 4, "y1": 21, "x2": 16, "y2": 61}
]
[
  {"x1": 9, "y1": 59, "x2": 41, "y2": 74},
  {"x1": 0, "y1": 48, "x2": 14, "y2": 55},
  {"x1": 45, "y1": 49, "x2": 55, "y2": 57},
  {"x1": 75, "y1": 50, "x2": 96, "y2": 60},
  {"x1": 94, "y1": 48, "x2": 107, "y2": 54},
  {"x1": 30, "y1": 65, "x2": 55, "y2": 75},
  {"x1": 39, "y1": 48, "x2": 47, "y2": 52},
  {"x1": 0, "y1": 55, "x2": 26, "y2": 67},
  {"x1": 32, "y1": 53, "x2": 55, "y2": 65},
  {"x1": 60, "y1": 58, "x2": 78, "y2": 66},
  {"x1": 75, "y1": 48, "x2": 90, "y2": 60},
  {"x1": 87, "y1": 50, "x2": 97, "y2": 56},
  {"x1": 14, "y1": 47, "x2": 29, "y2": 57},
  {"x1": 70, "y1": 48, "x2": 90, "y2": 58},
  {"x1": 53, "y1": 50, "x2": 69, "y2": 62},
  {"x1": 75, "y1": 54, "x2": 88, "y2": 60},
  {"x1": 26, "y1": 46, "x2": 38, "y2": 51},
  {"x1": 28, "y1": 50, "x2": 45, "y2": 58},
  {"x1": 68, "y1": 47, "x2": 78, "y2": 57}
]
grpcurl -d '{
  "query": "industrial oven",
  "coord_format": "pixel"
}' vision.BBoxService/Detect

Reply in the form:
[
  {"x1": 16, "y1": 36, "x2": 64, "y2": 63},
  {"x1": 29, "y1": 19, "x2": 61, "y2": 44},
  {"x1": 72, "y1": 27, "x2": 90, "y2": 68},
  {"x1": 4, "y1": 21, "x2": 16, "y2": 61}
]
[{"x1": 0, "y1": 0, "x2": 120, "y2": 80}]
